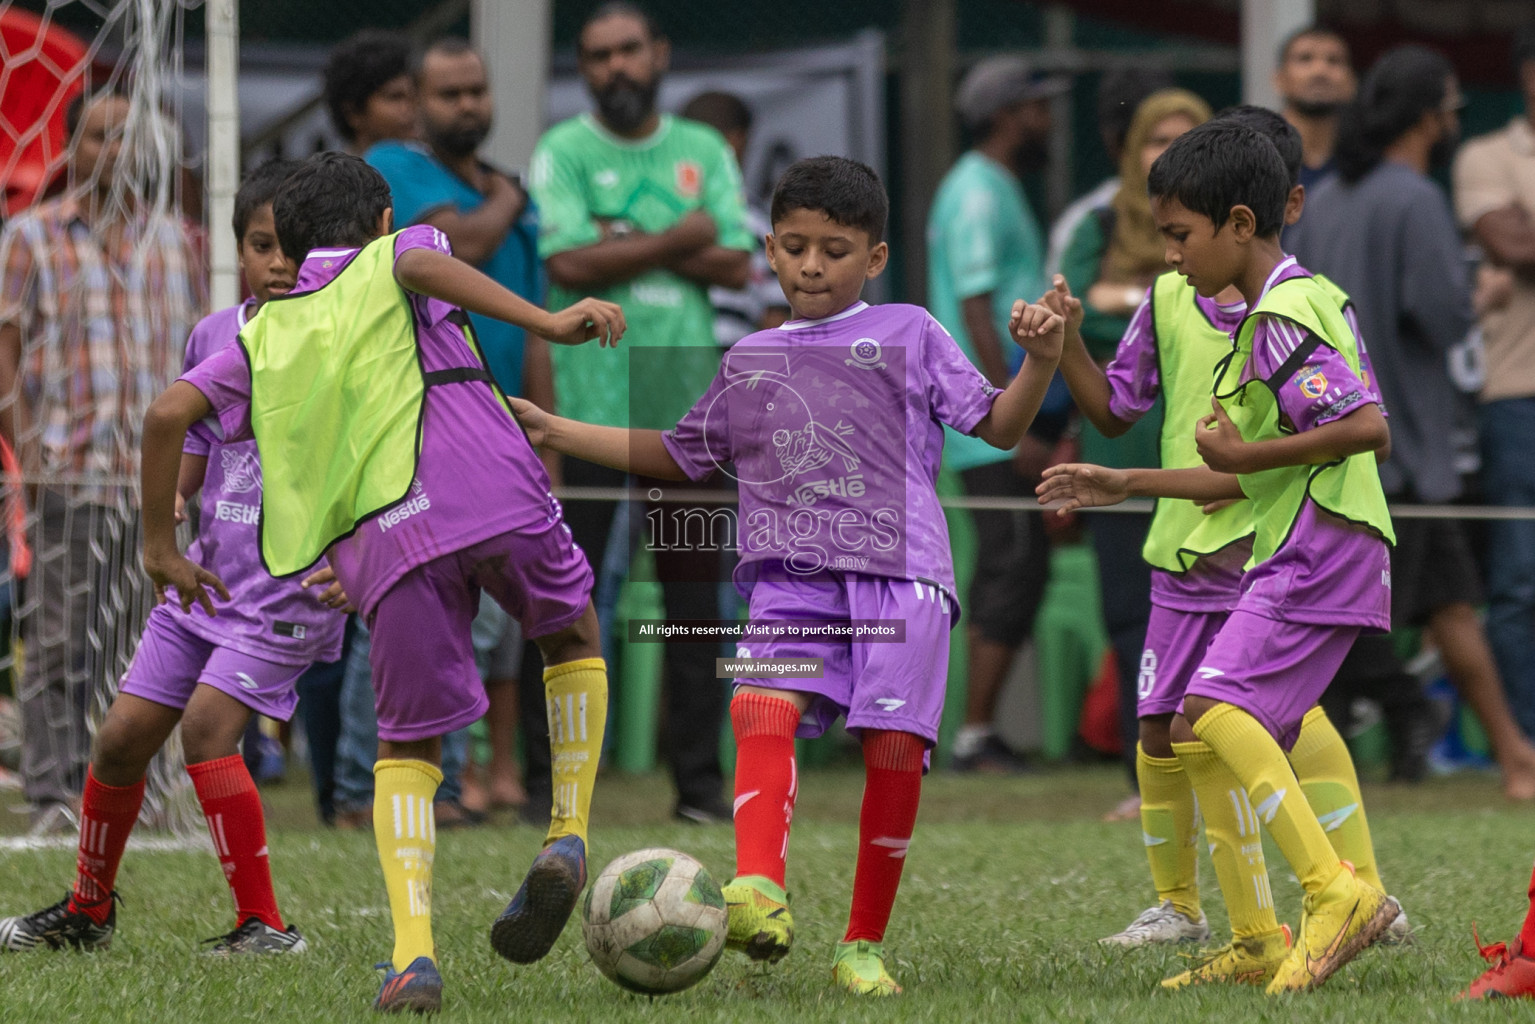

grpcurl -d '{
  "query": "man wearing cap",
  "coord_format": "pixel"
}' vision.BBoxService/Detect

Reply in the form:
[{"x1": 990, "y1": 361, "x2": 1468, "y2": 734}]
[{"x1": 927, "y1": 56, "x2": 1066, "y2": 772}]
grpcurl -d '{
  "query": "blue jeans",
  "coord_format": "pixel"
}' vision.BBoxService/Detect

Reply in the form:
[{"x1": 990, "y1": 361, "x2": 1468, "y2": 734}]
[
  {"x1": 1481, "y1": 397, "x2": 1535, "y2": 740},
  {"x1": 332, "y1": 618, "x2": 468, "y2": 812}
]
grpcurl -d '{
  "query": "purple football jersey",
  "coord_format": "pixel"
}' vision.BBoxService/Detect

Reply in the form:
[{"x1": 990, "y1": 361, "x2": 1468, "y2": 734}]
[
  {"x1": 1232, "y1": 257, "x2": 1391, "y2": 632},
  {"x1": 179, "y1": 226, "x2": 566, "y2": 619},
  {"x1": 663, "y1": 301, "x2": 999, "y2": 604},
  {"x1": 175, "y1": 301, "x2": 344, "y2": 665},
  {"x1": 1104, "y1": 289, "x2": 1250, "y2": 613}
]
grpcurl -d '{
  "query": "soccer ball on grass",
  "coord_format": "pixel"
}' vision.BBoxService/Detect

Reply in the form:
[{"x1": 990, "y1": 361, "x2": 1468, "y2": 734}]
[{"x1": 581, "y1": 847, "x2": 727, "y2": 994}]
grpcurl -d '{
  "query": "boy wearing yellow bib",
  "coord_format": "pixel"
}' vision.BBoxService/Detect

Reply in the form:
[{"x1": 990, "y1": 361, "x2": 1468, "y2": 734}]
[{"x1": 1040, "y1": 121, "x2": 1398, "y2": 994}]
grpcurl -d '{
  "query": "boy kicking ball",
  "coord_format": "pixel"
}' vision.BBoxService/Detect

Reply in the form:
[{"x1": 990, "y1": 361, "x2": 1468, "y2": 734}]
[
  {"x1": 137, "y1": 152, "x2": 624, "y2": 1014},
  {"x1": 0, "y1": 160, "x2": 347, "y2": 956},
  {"x1": 511, "y1": 155, "x2": 1064, "y2": 995},
  {"x1": 1040, "y1": 121, "x2": 1401, "y2": 993}
]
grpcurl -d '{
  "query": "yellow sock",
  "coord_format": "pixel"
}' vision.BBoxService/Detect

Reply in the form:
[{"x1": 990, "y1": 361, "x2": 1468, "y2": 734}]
[
  {"x1": 1136, "y1": 744, "x2": 1200, "y2": 919},
  {"x1": 1173, "y1": 739, "x2": 1282, "y2": 940},
  {"x1": 373, "y1": 758, "x2": 442, "y2": 971},
  {"x1": 1193, "y1": 702, "x2": 1343, "y2": 898},
  {"x1": 1289, "y1": 706, "x2": 1383, "y2": 890},
  {"x1": 545, "y1": 657, "x2": 607, "y2": 846}
]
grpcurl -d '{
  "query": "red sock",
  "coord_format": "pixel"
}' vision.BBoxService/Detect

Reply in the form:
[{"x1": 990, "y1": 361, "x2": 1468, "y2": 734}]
[
  {"x1": 69, "y1": 768, "x2": 146, "y2": 923},
  {"x1": 188, "y1": 755, "x2": 284, "y2": 930},
  {"x1": 730, "y1": 693, "x2": 801, "y2": 887},
  {"x1": 844, "y1": 730, "x2": 924, "y2": 943},
  {"x1": 1518, "y1": 858, "x2": 1535, "y2": 951}
]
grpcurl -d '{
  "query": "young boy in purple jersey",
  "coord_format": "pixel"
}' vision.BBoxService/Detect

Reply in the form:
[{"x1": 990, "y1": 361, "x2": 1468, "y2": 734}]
[
  {"x1": 1039, "y1": 121, "x2": 1399, "y2": 994},
  {"x1": 1049, "y1": 107, "x2": 1402, "y2": 986},
  {"x1": 510, "y1": 155, "x2": 1064, "y2": 995},
  {"x1": 135, "y1": 153, "x2": 625, "y2": 1014},
  {"x1": 0, "y1": 161, "x2": 350, "y2": 957}
]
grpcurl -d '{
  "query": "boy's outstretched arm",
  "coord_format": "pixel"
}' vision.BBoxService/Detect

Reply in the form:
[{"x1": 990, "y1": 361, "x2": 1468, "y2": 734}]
[
  {"x1": 393, "y1": 247, "x2": 627, "y2": 347},
  {"x1": 1195, "y1": 398, "x2": 1389, "y2": 475},
  {"x1": 141, "y1": 382, "x2": 230, "y2": 615},
  {"x1": 1041, "y1": 275, "x2": 1134, "y2": 439},
  {"x1": 1036, "y1": 462, "x2": 1245, "y2": 514},
  {"x1": 508, "y1": 397, "x2": 689, "y2": 481},
  {"x1": 972, "y1": 301, "x2": 1063, "y2": 449}
]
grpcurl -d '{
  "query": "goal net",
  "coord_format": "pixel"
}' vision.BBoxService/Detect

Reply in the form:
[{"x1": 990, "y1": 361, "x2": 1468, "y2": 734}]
[{"x1": 0, "y1": 0, "x2": 210, "y2": 843}]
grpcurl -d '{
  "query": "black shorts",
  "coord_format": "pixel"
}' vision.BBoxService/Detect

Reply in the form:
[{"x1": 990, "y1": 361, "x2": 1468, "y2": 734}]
[
  {"x1": 1389, "y1": 515, "x2": 1484, "y2": 627},
  {"x1": 959, "y1": 461, "x2": 1050, "y2": 647}
]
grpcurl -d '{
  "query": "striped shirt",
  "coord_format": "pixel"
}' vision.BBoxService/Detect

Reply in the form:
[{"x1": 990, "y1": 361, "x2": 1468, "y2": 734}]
[{"x1": 0, "y1": 196, "x2": 204, "y2": 499}]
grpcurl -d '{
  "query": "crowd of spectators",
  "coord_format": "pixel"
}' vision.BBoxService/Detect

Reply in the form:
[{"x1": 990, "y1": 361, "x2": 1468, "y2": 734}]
[{"x1": 7, "y1": 12, "x2": 1535, "y2": 834}]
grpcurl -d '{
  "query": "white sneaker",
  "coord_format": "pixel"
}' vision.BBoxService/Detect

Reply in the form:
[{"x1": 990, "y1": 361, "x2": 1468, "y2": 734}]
[
  {"x1": 1380, "y1": 901, "x2": 1413, "y2": 945},
  {"x1": 1100, "y1": 900, "x2": 1211, "y2": 947}
]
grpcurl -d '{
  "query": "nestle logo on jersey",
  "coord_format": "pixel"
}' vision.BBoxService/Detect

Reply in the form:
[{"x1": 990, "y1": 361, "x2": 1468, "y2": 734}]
[
  {"x1": 213, "y1": 501, "x2": 259, "y2": 525},
  {"x1": 378, "y1": 493, "x2": 431, "y2": 532}
]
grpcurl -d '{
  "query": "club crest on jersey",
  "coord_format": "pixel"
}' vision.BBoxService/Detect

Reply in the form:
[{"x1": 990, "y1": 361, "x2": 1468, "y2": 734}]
[
  {"x1": 1296, "y1": 365, "x2": 1328, "y2": 400},
  {"x1": 221, "y1": 449, "x2": 262, "y2": 494},
  {"x1": 675, "y1": 160, "x2": 701, "y2": 197},
  {"x1": 845, "y1": 337, "x2": 887, "y2": 371}
]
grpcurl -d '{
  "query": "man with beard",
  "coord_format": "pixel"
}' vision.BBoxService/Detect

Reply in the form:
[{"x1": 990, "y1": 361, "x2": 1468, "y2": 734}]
[
  {"x1": 926, "y1": 56, "x2": 1067, "y2": 772},
  {"x1": 363, "y1": 37, "x2": 544, "y2": 829},
  {"x1": 1274, "y1": 26, "x2": 1356, "y2": 190},
  {"x1": 529, "y1": 2, "x2": 752, "y2": 823},
  {"x1": 1291, "y1": 46, "x2": 1535, "y2": 801}
]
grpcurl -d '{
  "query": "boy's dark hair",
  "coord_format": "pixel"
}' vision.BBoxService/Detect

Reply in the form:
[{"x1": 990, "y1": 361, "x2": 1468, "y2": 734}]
[
  {"x1": 1214, "y1": 104, "x2": 1303, "y2": 187},
  {"x1": 1277, "y1": 24, "x2": 1349, "y2": 65},
  {"x1": 1147, "y1": 121, "x2": 1289, "y2": 238},
  {"x1": 272, "y1": 152, "x2": 392, "y2": 262},
  {"x1": 682, "y1": 90, "x2": 753, "y2": 137},
  {"x1": 233, "y1": 159, "x2": 300, "y2": 243},
  {"x1": 65, "y1": 85, "x2": 127, "y2": 139},
  {"x1": 579, "y1": 2, "x2": 662, "y2": 50},
  {"x1": 323, "y1": 30, "x2": 413, "y2": 143},
  {"x1": 770, "y1": 156, "x2": 888, "y2": 244},
  {"x1": 1335, "y1": 44, "x2": 1454, "y2": 183}
]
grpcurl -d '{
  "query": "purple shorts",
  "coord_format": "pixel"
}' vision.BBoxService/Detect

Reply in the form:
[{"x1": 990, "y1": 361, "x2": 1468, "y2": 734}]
[
  {"x1": 367, "y1": 522, "x2": 592, "y2": 743},
  {"x1": 733, "y1": 571, "x2": 952, "y2": 746},
  {"x1": 119, "y1": 604, "x2": 306, "y2": 721},
  {"x1": 1138, "y1": 605, "x2": 1228, "y2": 718},
  {"x1": 1182, "y1": 608, "x2": 1360, "y2": 750}
]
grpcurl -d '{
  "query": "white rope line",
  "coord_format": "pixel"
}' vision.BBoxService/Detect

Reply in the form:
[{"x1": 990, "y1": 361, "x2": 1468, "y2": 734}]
[{"x1": 553, "y1": 486, "x2": 1535, "y2": 521}]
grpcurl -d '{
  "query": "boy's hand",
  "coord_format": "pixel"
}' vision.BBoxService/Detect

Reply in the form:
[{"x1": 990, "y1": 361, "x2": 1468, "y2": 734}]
[
  {"x1": 1036, "y1": 462, "x2": 1129, "y2": 513},
  {"x1": 508, "y1": 396, "x2": 550, "y2": 448},
  {"x1": 1196, "y1": 398, "x2": 1250, "y2": 474},
  {"x1": 143, "y1": 546, "x2": 229, "y2": 616},
  {"x1": 543, "y1": 298, "x2": 627, "y2": 347},
  {"x1": 1009, "y1": 301, "x2": 1064, "y2": 361},
  {"x1": 174, "y1": 491, "x2": 187, "y2": 525},
  {"x1": 1040, "y1": 274, "x2": 1085, "y2": 333},
  {"x1": 302, "y1": 565, "x2": 354, "y2": 613}
]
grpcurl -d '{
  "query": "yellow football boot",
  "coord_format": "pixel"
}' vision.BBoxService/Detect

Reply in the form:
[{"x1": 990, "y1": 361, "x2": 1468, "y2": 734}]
[
  {"x1": 833, "y1": 940, "x2": 902, "y2": 996},
  {"x1": 1160, "y1": 926, "x2": 1291, "y2": 989},
  {"x1": 1266, "y1": 865, "x2": 1398, "y2": 994},
  {"x1": 722, "y1": 875, "x2": 793, "y2": 963}
]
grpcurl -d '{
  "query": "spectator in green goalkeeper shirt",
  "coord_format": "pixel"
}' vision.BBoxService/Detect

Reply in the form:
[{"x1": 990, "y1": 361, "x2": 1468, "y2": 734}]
[{"x1": 529, "y1": 1, "x2": 752, "y2": 823}]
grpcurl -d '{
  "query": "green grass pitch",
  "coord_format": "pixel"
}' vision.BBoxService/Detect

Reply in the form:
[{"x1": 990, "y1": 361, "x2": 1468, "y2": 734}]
[{"x1": 0, "y1": 766, "x2": 1528, "y2": 1022}]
